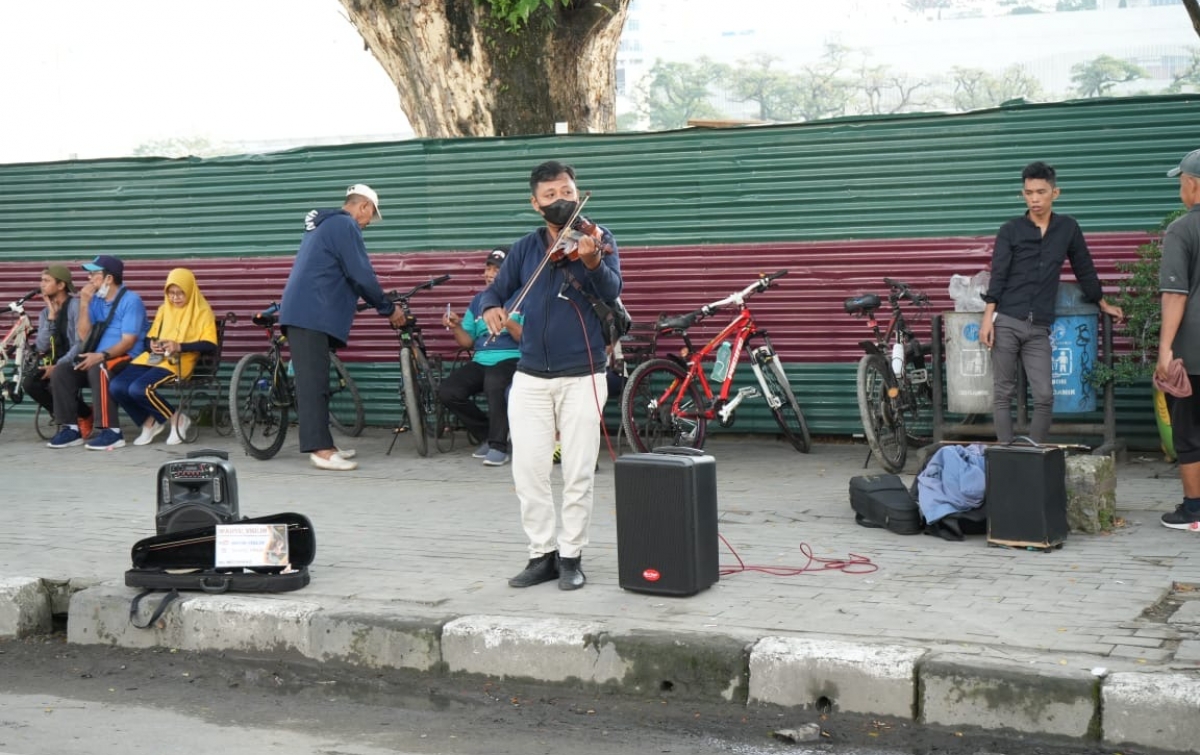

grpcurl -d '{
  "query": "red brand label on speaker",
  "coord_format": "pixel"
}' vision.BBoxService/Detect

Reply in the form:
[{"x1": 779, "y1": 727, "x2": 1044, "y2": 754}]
[{"x1": 642, "y1": 569, "x2": 661, "y2": 582}]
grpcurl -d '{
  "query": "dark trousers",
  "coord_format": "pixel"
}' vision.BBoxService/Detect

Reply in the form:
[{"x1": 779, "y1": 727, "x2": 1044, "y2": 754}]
[
  {"x1": 50, "y1": 357, "x2": 128, "y2": 429},
  {"x1": 438, "y1": 358, "x2": 518, "y2": 452},
  {"x1": 21, "y1": 367, "x2": 54, "y2": 414},
  {"x1": 288, "y1": 325, "x2": 334, "y2": 454},
  {"x1": 991, "y1": 313, "x2": 1053, "y2": 443}
]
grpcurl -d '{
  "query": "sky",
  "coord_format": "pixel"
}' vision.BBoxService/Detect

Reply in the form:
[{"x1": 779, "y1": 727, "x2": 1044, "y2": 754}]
[
  {"x1": 0, "y1": 0, "x2": 408, "y2": 163},
  {"x1": 0, "y1": 0, "x2": 1195, "y2": 165}
]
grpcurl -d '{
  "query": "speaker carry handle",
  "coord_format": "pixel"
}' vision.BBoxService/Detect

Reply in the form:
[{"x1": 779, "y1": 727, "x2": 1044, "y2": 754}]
[
  {"x1": 650, "y1": 446, "x2": 706, "y2": 457},
  {"x1": 187, "y1": 448, "x2": 229, "y2": 460},
  {"x1": 200, "y1": 576, "x2": 232, "y2": 594}
]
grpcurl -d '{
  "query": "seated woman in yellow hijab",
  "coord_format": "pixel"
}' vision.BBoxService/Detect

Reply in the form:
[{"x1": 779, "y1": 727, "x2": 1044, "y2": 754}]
[{"x1": 110, "y1": 268, "x2": 217, "y2": 446}]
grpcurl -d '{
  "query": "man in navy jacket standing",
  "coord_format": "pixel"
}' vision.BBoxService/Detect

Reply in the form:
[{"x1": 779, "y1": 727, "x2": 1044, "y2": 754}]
[
  {"x1": 480, "y1": 160, "x2": 621, "y2": 590},
  {"x1": 280, "y1": 184, "x2": 406, "y2": 471}
]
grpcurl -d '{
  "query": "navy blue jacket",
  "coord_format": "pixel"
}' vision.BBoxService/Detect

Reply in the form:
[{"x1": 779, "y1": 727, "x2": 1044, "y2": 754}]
[
  {"x1": 478, "y1": 225, "x2": 621, "y2": 377},
  {"x1": 280, "y1": 209, "x2": 395, "y2": 346}
]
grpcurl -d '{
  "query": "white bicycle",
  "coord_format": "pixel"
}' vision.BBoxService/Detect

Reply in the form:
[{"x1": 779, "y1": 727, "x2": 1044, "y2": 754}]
[{"x1": 0, "y1": 289, "x2": 55, "y2": 439}]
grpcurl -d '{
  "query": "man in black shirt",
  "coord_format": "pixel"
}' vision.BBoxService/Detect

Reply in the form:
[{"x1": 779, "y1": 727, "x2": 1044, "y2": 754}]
[{"x1": 980, "y1": 161, "x2": 1123, "y2": 443}]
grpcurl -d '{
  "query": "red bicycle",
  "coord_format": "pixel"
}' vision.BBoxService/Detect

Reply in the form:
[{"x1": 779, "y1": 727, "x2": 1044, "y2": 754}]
[{"x1": 620, "y1": 270, "x2": 811, "y2": 453}]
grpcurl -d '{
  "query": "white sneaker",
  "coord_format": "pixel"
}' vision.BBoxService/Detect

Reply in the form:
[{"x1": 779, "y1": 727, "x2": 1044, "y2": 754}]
[
  {"x1": 166, "y1": 413, "x2": 191, "y2": 446},
  {"x1": 310, "y1": 452, "x2": 358, "y2": 471},
  {"x1": 335, "y1": 447, "x2": 356, "y2": 460},
  {"x1": 133, "y1": 421, "x2": 166, "y2": 446}
]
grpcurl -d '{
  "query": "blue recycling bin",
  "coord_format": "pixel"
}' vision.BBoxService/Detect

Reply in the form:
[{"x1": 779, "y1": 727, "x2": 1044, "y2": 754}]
[{"x1": 1050, "y1": 283, "x2": 1098, "y2": 413}]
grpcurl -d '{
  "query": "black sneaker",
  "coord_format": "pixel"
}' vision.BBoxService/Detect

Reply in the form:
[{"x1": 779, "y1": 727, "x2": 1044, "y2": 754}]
[
  {"x1": 1160, "y1": 504, "x2": 1200, "y2": 532},
  {"x1": 558, "y1": 555, "x2": 586, "y2": 591},
  {"x1": 508, "y1": 552, "x2": 559, "y2": 588}
]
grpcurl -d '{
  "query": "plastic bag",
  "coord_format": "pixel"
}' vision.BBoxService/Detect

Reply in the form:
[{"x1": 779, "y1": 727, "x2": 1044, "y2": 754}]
[{"x1": 948, "y1": 271, "x2": 990, "y2": 312}]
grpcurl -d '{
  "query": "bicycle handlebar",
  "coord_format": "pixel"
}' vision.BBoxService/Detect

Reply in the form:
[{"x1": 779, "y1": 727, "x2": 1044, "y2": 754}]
[
  {"x1": 7, "y1": 288, "x2": 39, "y2": 313},
  {"x1": 658, "y1": 270, "x2": 788, "y2": 331},
  {"x1": 883, "y1": 277, "x2": 929, "y2": 306},
  {"x1": 358, "y1": 274, "x2": 452, "y2": 312}
]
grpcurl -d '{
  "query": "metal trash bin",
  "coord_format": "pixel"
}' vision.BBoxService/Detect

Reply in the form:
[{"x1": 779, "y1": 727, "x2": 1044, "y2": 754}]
[
  {"x1": 944, "y1": 311, "x2": 993, "y2": 414},
  {"x1": 1051, "y1": 283, "x2": 1098, "y2": 413}
]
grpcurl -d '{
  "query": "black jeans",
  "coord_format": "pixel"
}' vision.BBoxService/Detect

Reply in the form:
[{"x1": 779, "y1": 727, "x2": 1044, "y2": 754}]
[
  {"x1": 287, "y1": 325, "x2": 336, "y2": 454},
  {"x1": 437, "y1": 358, "x2": 518, "y2": 452}
]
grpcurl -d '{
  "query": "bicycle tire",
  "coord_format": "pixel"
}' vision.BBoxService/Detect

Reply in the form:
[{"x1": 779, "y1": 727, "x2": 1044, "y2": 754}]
[
  {"x1": 856, "y1": 352, "x2": 907, "y2": 473},
  {"x1": 229, "y1": 353, "x2": 289, "y2": 460},
  {"x1": 413, "y1": 349, "x2": 450, "y2": 454},
  {"x1": 34, "y1": 403, "x2": 55, "y2": 440},
  {"x1": 621, "y1": 357, "x2": 707, "y2": 453},
  {"x1": 401, "y1": 347, "x2": 428, "y2": 456},
  {"x1": 328, "y1": 355, "x2": 365, "y2": 437},
  {"x1": 421, "y1": 355, "x2": 454, "y2": 453},
  {"x1": 754, "y1": 346, "x2": 811, "y2": 453},
  {"x1": 0, "y1": 398, "x2": 5, "y2": 436}
]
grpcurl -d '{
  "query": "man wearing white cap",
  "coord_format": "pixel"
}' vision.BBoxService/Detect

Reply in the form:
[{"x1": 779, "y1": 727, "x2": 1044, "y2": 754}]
[
  {"x1": 280, "y1": 184, "x2": 406, "y2": 471},
  {"x1": 1157, "y1": 148, "x2": 1200, "y2": 531}
]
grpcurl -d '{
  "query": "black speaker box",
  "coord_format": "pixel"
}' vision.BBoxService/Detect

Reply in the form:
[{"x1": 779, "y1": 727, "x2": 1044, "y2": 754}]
[
  {"x1": 985, "y1": 442, "x2": 1068, "y2": 550},
  {"x1": 156, "y1": 449, "x2": 240, "y2": 534},
  {"x1": 614, "y1": 447, "x2": 719, "y2": 596}
]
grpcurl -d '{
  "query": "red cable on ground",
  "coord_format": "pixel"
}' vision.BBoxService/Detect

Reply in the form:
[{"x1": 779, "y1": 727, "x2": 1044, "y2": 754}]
[{"x1": 718, "y1": 532, "x2": 878, "y2": 576}]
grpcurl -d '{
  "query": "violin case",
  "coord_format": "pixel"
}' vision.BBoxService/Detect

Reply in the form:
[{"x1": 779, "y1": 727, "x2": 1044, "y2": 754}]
[{"x1": 125, "y1": 512, "x2": 316, "y2": 594}]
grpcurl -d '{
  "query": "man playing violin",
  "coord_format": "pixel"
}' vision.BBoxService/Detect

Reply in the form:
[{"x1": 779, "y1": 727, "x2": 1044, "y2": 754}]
[{"x1": 479, "y1": 160, "x2": 622, "y2": 591}]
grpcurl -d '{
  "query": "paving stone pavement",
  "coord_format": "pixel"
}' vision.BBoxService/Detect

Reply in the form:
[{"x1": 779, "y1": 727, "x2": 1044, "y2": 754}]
[
  {"x1": 2, "y1": 420, "x2": 1197, "y2": 666},
  {"x1": 4, "y1": 420, "x2": 1200, "y2": 750}
]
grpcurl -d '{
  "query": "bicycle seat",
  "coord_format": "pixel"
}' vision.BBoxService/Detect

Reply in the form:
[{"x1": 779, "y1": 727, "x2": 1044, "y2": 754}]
[
  {"x1": 658, "y1": 311, "x2": 700, "y2": 331},
  {"x1": 843, "y1": 294, "x2": 881, "y2": 315},
  {"x1": 252, "y1": 311, "x2": 279, "y2": 328}
]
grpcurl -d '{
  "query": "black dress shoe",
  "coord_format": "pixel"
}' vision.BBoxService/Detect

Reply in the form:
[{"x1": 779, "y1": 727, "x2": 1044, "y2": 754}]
[
  {"x1": 508, "y1": 552, "x2": 559, "y2": 588},
  {"x1": 558, "y1": 555, "x2": 586, "y2": 590}
]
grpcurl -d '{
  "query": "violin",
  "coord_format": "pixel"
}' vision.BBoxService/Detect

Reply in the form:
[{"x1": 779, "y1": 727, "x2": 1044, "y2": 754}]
[{"x1": 549, "y1": 216, "x2": 613, "y2": 263}]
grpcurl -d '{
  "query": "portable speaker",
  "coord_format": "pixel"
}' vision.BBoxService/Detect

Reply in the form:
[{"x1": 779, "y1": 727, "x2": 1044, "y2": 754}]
[
  {"x1": 614, "y1": 447, "x2": 719, "y2": 596},
  {"x1": 156, "y1": 449, "x2": 240, "y2": 534},
  {"x1": 985, "y1": 442, "x2": 1068, "y2": 551}
]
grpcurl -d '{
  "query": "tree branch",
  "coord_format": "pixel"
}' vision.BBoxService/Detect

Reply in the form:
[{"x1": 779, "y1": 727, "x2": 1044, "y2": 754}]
[{"x1": 1186, "y1": 0, "x2": 1200, "y2": 39}]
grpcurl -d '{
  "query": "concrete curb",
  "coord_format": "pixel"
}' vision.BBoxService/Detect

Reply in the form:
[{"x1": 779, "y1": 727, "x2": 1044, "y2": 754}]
[
  {"x1": 24, "y1": 580, "x2": 1199, "y2": 753},
  {"x1": 0, "y1": 577, "x2": 51, "y2": 638}
]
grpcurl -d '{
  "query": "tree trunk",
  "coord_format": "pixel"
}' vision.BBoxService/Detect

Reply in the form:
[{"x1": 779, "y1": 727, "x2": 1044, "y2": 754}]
[
  {"x1": 340, "y1": 0, "x2": 630, "y2": 138},
  {"x1": 1186, "y1": 0, "x2": 1200, "y2": 40}
]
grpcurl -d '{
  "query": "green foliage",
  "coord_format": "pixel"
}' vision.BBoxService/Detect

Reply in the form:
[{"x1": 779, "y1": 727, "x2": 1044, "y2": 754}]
[
  {"x1": 950, "y1": 65, "x2": 1042, "y2": 111},
  {"x1": 477, "y1": 0, "x2": 569, "y2": 31},
  {"x1": 637, "y1": 58, "x2": 730, "y2": 130},
  {"x1": 726, "y1": 54, "x2": 805, "y2": 121},
  {"x1": 1166, "y1": 48, "x2": 1200, "y2": 94},
  {"x1": 1070, "y1": 54, "x2": 1146, "y2": 97},
  {"x1": 131, "y1": 137, "x2": 223, "y2": 158},
  {"x1": 1089, "y1": 209, "x2": 1188, "y2": 387}
]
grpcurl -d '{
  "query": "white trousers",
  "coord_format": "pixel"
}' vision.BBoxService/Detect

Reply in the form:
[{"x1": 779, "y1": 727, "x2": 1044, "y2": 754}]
[{"x1": 508, "y1": 371, "x2": 608, "y2": 559}]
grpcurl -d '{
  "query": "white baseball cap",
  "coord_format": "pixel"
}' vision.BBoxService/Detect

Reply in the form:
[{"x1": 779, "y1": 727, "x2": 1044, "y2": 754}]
[{"x1": 346, "y1": 183, "x2": 382, "y2": 220}]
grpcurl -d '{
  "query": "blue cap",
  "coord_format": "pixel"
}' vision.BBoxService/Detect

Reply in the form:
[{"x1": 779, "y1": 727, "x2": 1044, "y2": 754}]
[{"x1": 81, "y1": 255, "x2": 124, "y2": 278}]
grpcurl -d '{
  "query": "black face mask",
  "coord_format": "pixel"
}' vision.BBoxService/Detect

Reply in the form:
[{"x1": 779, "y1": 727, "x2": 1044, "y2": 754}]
[{"x1": 538, "y1": 199, "x2": 577, "y2": 227}]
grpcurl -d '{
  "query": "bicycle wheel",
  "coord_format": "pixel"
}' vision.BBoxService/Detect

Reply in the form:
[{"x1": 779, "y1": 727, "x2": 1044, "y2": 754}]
[
  {"x1": 0, "y1": 398, "x2": 5, "y2": 436},
  {"x1": 34, "y1": 403, "x2": 55, "y2": 440},
  {"x1": 856, "y1": 352, "x2": 907, "y2": 473},
  {"x1": 228, "y1": 353, "x2": 288, "y2": 460},
  {"x1": 401, "y1": 347, "x2": 428, "y2": 456},
  {"x1": 621, "y1": 358, "x2": 707, "y2": 453},
  {"x1": 754, "y1": 346, "x2": 811, "y2": 453},
  {"x1": 412, "y1": 349, "x2": 450, "y2": 454},
  {"x1": 328, "y1": 355, "x2": 365, "y2": 437}
]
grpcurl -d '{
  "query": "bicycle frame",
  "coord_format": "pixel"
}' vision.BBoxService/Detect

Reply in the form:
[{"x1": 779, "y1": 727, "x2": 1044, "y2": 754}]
[{"x1": 0, "y1": 296, "x2": 37, "y2": 404}]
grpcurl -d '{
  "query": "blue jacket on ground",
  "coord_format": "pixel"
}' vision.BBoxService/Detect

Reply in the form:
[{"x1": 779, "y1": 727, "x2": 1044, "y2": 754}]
[
  {"x1": 280, "y1": 209, "x2": 395, "y2": 347},
  {"x1": 916, "y1": 444, "x2": 987, "y2": 523},
  {"x1": 477, "y1": 226, "x2": 621, "y2": 377}
]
